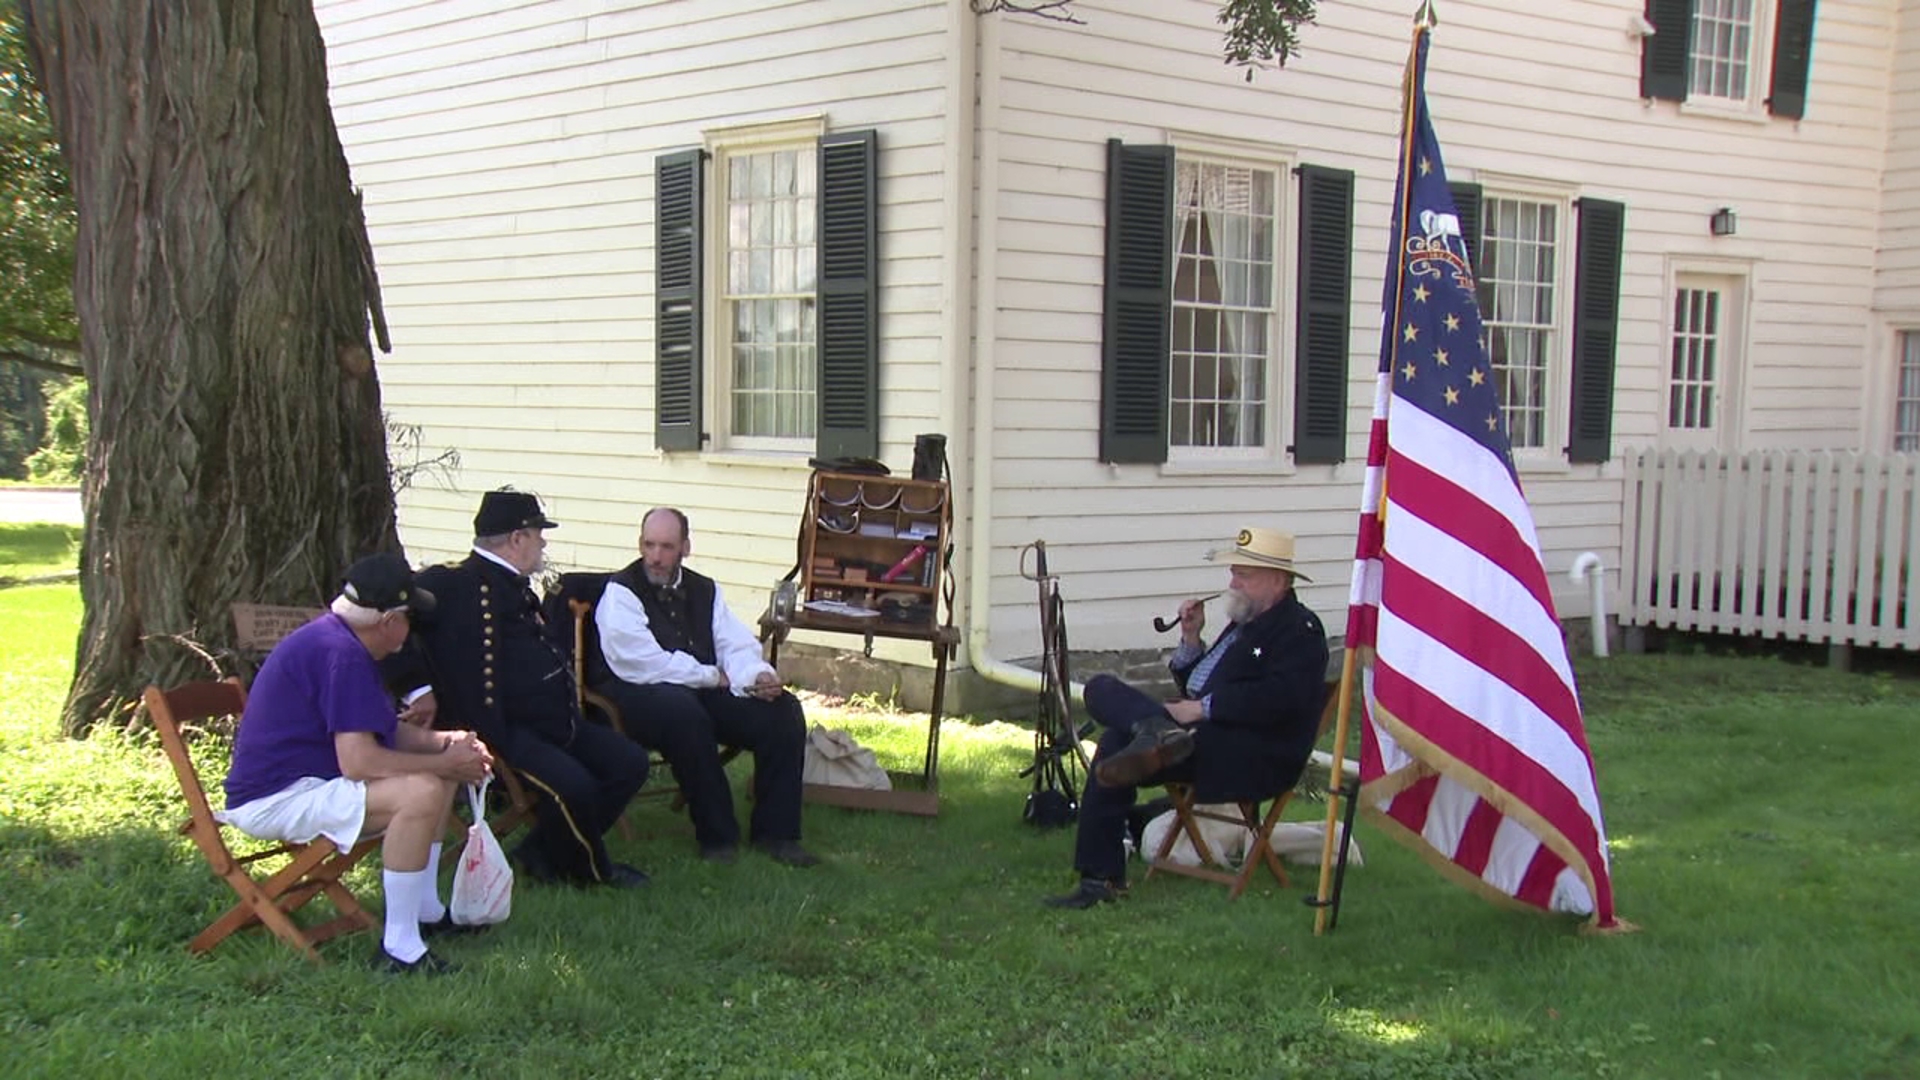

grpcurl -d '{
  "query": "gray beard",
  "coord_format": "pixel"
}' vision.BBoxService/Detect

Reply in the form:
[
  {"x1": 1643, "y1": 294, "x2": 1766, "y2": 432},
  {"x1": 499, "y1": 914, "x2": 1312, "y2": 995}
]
[{"x1": 1223, "y1": 589, "x2": 1255, "y2": 624}]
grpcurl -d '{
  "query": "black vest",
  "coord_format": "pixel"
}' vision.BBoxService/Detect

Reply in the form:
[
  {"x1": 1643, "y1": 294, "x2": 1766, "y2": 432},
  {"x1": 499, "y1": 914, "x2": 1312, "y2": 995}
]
[{"x1": 611, "y1": 561, "x2": 720, "y2": 665}]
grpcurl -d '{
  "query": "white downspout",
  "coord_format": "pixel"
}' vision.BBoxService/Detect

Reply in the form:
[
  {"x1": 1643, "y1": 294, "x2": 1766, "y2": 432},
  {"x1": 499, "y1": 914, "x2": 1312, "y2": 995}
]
[
  {"x1": 958, "y1": 8, "x2": 1053, "y2": 696},
  {"x1": 1569, "y1": 551, "x2": 1610, "y2": 658}
]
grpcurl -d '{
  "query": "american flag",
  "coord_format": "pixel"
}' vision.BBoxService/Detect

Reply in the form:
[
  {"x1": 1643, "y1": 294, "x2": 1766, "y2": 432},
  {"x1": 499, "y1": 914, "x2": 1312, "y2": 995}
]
[{"x1": 1346, "y1": 28, "x2": 1619, "y2": 927}]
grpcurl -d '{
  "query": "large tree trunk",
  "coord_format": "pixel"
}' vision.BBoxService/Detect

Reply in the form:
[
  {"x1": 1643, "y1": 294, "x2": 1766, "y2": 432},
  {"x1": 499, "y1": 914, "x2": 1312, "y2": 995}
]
[{"x1": 23, "y1": 1, "x2": 399, "y2": 735}]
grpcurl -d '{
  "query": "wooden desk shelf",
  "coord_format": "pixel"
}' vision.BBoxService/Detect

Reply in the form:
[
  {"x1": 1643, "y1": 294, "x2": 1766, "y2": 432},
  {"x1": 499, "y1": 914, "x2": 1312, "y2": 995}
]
[{"x1": 761, "y1": 468, "x2": 957, "y2": 817}]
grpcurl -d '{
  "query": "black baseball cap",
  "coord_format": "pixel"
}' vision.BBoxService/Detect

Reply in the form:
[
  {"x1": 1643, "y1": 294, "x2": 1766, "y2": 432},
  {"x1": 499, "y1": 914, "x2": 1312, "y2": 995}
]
[{"x1": 340, "y1": 553, "x2": 436, "y2": 615}]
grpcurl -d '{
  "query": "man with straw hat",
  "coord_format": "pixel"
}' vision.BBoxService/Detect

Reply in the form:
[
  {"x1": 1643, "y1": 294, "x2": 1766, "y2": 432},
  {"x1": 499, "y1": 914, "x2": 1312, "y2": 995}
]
[{"x1": 1043, "y1": 527, "x2": 1330, "y2": 909}]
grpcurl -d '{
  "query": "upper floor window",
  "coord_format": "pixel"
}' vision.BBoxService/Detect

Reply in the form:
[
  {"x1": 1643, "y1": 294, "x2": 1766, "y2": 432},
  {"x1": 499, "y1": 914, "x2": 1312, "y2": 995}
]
[
  {"x1": 1689, "y1": 0, "x2": 1757, "y2": 103},
  {"x1": 1170, "y1": 158, "x2": 1279, "y2": 456}
]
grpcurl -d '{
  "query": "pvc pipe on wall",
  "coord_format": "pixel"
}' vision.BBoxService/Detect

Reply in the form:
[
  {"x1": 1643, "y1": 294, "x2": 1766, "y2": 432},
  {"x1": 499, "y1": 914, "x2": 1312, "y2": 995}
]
[{"x1": 1568, "y1": 551, "x2": 1609, "y2": 658}]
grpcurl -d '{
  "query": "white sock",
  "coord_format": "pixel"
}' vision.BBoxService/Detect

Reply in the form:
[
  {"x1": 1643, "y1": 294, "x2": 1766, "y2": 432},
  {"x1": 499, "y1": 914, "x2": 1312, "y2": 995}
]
[
  {"x1": 418, "y1": 842, "x2": 447, "y2": 923},
  {"x1": 382, "y1": 867, "x2": 430, "y2": 963}
]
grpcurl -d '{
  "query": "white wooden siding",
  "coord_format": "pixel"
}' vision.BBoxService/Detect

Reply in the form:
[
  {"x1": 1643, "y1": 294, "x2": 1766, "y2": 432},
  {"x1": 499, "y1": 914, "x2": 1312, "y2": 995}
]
[
  {"x1": 315, "y1": 0, "x2": 950, "y2": 604},
  {"x1": 981, "y1": 0, "x2": 1894, "y2": 658}
]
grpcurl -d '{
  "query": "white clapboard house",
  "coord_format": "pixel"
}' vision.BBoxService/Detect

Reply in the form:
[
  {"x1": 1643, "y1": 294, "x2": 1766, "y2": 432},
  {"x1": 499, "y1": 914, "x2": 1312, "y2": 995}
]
[{"x1": 313, "y1": 0, "x2": 1910, "y2": 690}]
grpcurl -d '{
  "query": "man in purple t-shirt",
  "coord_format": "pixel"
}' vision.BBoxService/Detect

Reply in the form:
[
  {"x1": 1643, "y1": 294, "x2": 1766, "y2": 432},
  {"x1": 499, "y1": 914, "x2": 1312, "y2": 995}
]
[{"x1": 220, "y1": 553, "x2": 493, "y2": 974}]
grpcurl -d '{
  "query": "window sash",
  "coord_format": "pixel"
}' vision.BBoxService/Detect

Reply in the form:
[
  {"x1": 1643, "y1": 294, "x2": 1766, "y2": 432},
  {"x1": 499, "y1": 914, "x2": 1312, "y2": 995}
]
[
  {"x1": 720, "y1": 144, "x2": 818, "y2": 444},
  {"x1": 1169, "y1": 158, "x2": 1278, "y2": 453},
  {"x1": 1898, "y1": 332, "x2": 1920, "y2": 453},
  {"x1": 1477, "y1": 196, "x2": 1560, "y2": 450},
  {"x1": 1690, "y1": 0, "x2": 1756, "y2": 102}
]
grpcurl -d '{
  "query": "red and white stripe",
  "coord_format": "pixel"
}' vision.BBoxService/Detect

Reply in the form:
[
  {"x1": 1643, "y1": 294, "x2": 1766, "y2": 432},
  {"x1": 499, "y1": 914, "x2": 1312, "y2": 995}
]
[{"x1": 1347, "y1": 371, "x2": 1617, "y2": 925}]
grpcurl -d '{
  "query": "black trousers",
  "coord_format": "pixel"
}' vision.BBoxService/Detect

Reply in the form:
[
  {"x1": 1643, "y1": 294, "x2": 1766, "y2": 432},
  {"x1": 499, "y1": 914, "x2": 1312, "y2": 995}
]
[
  {"x1": 1073, "y1": 674, "x2": 1199, "y2": 885},
  {"x1": 594, "y1": 680, "x2": 807, "y2": 851},
  {"x1": 496, "y1": 717, "x2": 649, "y2": 882}
]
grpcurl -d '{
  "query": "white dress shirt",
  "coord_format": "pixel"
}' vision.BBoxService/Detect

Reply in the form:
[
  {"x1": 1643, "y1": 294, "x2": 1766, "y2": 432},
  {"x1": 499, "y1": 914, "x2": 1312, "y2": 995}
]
[{"x1": 596, "y1": 569, "x2": 775, "y2": 696}]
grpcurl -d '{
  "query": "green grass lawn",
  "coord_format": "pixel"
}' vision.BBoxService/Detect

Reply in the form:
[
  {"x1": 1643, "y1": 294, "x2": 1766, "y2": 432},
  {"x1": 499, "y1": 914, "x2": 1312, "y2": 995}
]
[
  {"x1": 3, "y1": 583, "x2": 1918, "y2": 1079},
  {"x1": 0, "y1": 522, "x2": 81, "y2": 581}
]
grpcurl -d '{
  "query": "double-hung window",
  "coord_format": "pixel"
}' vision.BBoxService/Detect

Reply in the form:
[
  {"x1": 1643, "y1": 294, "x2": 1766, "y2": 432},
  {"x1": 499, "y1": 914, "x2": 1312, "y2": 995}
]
[
  {"x1": 1169, "y1": 157, "x2": 1280, "y2": 457},
  {"x1": 1477, "y1": 196, "x2": 1564, "y2": 453},
  {"x1": 1640, "y1": 0, "x2": 1817, "y2": 120},
  {"x1": 653, "y1": 122, "x2": 878, "y2": 458}
]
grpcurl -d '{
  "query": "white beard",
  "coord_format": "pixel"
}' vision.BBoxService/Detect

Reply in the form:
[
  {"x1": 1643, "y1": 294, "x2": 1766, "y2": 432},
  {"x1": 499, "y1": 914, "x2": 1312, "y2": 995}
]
[{"x1": 1223, "y1": 588, "x2": 1255, "y2": 624}]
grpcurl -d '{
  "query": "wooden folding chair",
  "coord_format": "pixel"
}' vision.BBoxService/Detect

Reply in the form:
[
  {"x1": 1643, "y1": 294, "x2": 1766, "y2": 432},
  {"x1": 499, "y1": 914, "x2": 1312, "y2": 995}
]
[
  {"x1": 1145, "y1": 675, "x2": 1344, "y2": 899},
  {"x1": 145, "y1": 679, "x2": 379, "y2": 961}
]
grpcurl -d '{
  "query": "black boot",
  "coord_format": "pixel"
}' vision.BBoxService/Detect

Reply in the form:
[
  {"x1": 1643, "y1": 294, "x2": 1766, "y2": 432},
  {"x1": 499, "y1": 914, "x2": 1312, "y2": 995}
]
[
  {"x1": 1042, "y1": 878, "x2": 1125, "y2": 910},
  {"x1": 1094, "y1": 715, "x2": 1194, "y2": 788}
]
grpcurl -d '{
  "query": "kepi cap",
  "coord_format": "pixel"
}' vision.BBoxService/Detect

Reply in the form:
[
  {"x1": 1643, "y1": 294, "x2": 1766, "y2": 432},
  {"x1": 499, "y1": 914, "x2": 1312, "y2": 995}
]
[
  {"x1": 474, "y1": 489, "x2": 559, "y2": 535},
  {"x1": 340, "y1": 553, "x2": 436, "y2": 614}
]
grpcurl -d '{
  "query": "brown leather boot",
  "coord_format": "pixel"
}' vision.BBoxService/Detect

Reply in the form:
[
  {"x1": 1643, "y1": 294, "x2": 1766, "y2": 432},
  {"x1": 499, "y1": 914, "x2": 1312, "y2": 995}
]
[{"x1": 1093, "y1": 717, "x2": 1194, "y2": 788}]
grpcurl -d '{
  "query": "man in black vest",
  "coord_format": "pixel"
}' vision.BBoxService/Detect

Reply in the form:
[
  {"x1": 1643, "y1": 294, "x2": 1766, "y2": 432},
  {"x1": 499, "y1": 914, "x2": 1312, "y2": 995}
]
[
  {"x1": 592, "y1": 507, "x2": 818, "y2": 867},
  {"x1": 399, "y1": 490, "x2": 651, "y2": 889},
  {"x1": 1043, "y1": 527, "x2": 1329, "y2": 909}
]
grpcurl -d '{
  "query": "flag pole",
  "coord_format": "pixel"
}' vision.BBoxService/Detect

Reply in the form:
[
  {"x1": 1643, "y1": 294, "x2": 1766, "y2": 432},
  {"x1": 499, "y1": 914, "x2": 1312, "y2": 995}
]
[{"x1": 1312, "y1": 9, "x2": 1432, "y2": 937}]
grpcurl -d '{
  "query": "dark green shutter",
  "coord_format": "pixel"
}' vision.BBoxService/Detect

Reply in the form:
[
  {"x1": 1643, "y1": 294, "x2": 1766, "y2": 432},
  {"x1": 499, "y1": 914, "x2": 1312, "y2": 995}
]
[
  {"x1": 655, "y1": 149, "x2": 705, "y2": 452},
  {"x1": 1641, "y1": 0, "x2": 1693, "y2": 101},
  {"x1": 1568, "y1": 198, "x2": 1625, "y2": 464},
  {"x1": 1768, "y1": 0, "x2": 1817, "y2": 120},
  {"x1": 1292, "y1": 165, "x2": 1353, "y2": 465},
  {"x1": 1101, "y1": 139, "x2": 1173, "y2": 464},
  {"x1": 1448, "y1": 181, "x2": 1483, "y2": 275},
  {"x1": 815, "y1": 129, "x2": 879, "y2": 460}
]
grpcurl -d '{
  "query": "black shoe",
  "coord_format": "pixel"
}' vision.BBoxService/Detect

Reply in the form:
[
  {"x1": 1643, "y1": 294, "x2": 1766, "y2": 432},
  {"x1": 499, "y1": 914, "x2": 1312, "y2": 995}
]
[
  {"x1": 1095, "y1": 723, "x2": 1194, "y2": 788},
  {"x1": 419, "y1": 911, "x2": 490, "y2": 939},
  {"x1": 378, "y1": 947, "x2": 460, "y2": 975},
  {"x1": 755, "y1": 840, "x2": 822, "y2": 868},
  {"x1": 1043, "y1": 879, "x2": 1124, "y2": 910},
  {"x1": 604, "y1": 862, "x2": 652, "y2": 889},
  {"x1": 700, "y1": 845, "x2": 739, "y2": 865},
  {"x1": 509, "y1": 841, "x2": 563, "y2": 886}
]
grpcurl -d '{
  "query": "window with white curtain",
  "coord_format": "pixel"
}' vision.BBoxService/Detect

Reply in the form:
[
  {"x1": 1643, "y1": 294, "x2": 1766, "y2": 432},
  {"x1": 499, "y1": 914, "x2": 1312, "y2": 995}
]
[
  {"x1": 1169, "y1": 157, "x2": 1279, "y2": 453},
  {"x1": 1476, "y1": 196, "x2": 1560, "y2": 451},
  {"x1": 719, "y1": 144, "x2": 817, "y2": 447}
]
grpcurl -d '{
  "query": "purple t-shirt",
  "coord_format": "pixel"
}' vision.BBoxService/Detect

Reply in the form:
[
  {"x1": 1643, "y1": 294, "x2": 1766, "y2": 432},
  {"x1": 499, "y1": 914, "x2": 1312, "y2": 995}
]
[{"x1": 224, "y1": 614, "x2": 399, "y2": 809}]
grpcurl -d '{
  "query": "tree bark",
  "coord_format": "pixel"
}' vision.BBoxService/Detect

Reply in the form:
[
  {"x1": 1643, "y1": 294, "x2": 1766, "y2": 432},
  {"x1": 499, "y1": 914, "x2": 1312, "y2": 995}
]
[{"x1": 22, "y1": 1, "x2": 399, "y2": 735}]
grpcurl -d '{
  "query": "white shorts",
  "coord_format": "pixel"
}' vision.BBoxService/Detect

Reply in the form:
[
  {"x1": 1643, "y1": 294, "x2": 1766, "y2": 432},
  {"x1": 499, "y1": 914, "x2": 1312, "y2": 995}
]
[{"x1": 216, "y1": 775, "x2": 369, "y2": 854}]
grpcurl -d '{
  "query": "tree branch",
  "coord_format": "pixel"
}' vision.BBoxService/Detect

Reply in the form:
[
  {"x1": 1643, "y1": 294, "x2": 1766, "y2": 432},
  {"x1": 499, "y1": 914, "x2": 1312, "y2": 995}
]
[
  {"x1": 0, "y1": 348, "x2": 81, "y2": 376},
  {"x1": 969, "y1": 0, "x2": 1085, "y2": 25}
]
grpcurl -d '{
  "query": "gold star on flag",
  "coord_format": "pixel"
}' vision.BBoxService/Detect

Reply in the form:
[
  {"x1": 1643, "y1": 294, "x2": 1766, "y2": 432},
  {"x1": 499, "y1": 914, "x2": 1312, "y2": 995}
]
[
  {"x1": 1435, "y1": 348, "x2": 1450, "y2": 367},
  {"x1": 1418, "y1": 157, "x2": 1431, "y2": 176},
  {"x1": 1443, "y1": 313, "x2": 1461, "y2": 332},
  {"x1": 1403, "y1": 323, "x2": 1419, "y2": 342},
  {"x1": 1444, "y1": 386, "x2": 1460, "y2": 406},
  {"x1": 1413, "y1": 284, "x2": 1431, "y2": 302},
  {"x1": 1468, "y1": 367, "x2": 1486, "y2": 387},
  {"x1": 1485, "y1": 413, "x2": 1499, "y2": 432},
  {"x1": 1401, "y1": 361, "x2": 1417, "y2": 380}
]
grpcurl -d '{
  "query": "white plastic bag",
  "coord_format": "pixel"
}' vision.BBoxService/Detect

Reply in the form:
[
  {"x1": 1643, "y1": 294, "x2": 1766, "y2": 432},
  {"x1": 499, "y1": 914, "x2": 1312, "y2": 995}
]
[{"x1": 450, "y1": 778, "x2": 513, "y2": 926}]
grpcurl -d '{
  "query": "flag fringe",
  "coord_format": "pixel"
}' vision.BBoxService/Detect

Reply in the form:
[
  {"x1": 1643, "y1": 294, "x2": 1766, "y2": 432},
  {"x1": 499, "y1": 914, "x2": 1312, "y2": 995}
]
[{"x1": 1363, "y1": 696, "x2": 1622, "y2": 930}]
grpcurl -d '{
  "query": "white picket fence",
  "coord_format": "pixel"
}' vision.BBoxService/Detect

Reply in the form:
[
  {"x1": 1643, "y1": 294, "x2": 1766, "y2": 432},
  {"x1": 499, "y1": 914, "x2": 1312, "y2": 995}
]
[{"x1": 1620, "y1": 448, "x2": 1920, "y2": 650}]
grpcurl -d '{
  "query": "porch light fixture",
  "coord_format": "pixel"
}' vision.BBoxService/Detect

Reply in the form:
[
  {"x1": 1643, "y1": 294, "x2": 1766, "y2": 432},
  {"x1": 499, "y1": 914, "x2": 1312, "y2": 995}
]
[{"x1": 1709, "y1": 207, "x2": 1737, "y2": 237}]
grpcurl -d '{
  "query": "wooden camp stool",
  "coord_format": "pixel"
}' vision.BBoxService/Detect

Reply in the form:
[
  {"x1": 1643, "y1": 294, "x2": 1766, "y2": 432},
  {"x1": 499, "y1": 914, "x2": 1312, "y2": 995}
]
[
  {"x1": 1144, "y1": 674, "x2": 1344, "y2": 899},
  {"x1": 145, "y1": 679, "x2": 379, "y2": 962}
]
